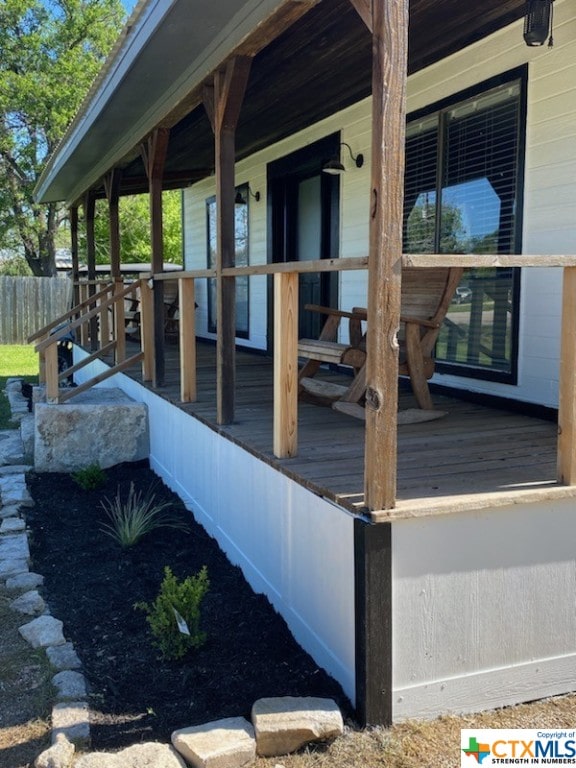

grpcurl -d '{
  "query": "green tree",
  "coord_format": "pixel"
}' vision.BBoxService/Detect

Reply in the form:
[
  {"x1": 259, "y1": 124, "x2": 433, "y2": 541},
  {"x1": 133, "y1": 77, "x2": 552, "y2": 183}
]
[
  {"x1": 93, "y1": 191, "x2": 184, "y2": 266},
  {"x1": 0, "y1": 0, "x2": 126, "y2": 276},
  {"x1": 0, "y1": 253, "x2": 32, "y2": 276}
]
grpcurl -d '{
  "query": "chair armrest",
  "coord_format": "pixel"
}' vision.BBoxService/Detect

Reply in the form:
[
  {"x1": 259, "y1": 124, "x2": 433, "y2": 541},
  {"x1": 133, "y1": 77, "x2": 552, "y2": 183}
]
[
  {"x1": 400, "y1": 314, "x2": 440, "y2": 329},
  {"x1": 304, "y1": 304, "x2": 363, "y2": 321}
]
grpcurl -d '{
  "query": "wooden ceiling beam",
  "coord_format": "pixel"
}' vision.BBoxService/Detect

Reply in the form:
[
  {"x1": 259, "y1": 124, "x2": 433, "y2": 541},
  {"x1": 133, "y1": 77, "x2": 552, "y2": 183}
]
[
  {"x1": 348, "y1": 0, "x2": 373, "y2": 32},
  {"x1": 159, "y1": 0, "x2": 320, "y2": 131}
]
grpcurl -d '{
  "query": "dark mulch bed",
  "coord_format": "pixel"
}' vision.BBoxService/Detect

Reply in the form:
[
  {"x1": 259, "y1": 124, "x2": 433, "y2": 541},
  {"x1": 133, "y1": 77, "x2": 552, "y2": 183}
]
[{"x1": 26, "y1": 461, "x2": 350, "y2": 751}]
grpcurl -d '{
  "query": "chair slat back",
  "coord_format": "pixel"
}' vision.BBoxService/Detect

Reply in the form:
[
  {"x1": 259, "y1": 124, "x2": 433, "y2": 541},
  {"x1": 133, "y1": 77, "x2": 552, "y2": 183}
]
[{"x1": 401, "y1": 266, "x2": 464, "y2": 356}]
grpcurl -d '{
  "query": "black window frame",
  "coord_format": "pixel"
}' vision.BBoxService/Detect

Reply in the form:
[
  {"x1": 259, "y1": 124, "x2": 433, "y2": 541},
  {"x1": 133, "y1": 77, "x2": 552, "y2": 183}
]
[{"x1": 404, "y1": 66, "x2": 528, "y2": 385}]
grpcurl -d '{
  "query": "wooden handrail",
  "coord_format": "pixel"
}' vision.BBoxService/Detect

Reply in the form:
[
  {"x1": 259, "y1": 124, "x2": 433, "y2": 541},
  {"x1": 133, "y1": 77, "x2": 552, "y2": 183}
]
[
  {"x1": 27, "y1": 281, "x2": 115, "y2": 343},
  {"x1": 148, "y1": 253, "x2": 576, "y2": 284},
  {"x1": 35, "y1": 281, "x2": 140, "y2": 353},
  {"x1": 58, "y1": 351, "x2": 145, "y2": 404}
]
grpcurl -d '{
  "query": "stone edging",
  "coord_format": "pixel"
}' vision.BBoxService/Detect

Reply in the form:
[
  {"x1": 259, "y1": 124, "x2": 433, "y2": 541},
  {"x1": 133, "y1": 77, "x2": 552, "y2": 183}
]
[
  {"x1": 1, "y1": 379, "x2": 344, "y2": 768},
  {"x1": 1, "y1": 379, "x2": 92, "y2": 761}
]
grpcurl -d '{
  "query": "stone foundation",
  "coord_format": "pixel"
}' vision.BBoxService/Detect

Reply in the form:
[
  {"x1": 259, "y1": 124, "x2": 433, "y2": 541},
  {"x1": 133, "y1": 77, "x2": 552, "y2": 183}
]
[{"x1": 34, "y1": 388, "x2": 149, "y2": 472}]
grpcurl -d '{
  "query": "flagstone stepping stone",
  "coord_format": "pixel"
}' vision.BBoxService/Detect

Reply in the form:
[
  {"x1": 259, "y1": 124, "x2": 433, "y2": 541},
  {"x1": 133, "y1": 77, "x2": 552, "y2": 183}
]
[
  {"x1": 0, "y1": 558, "x2": 28, "y2": 578},
  {"x1": 5, "y1": 571, "x2": 44, "y2": 591},
  {"x1": 19, "y1": 615, "x2": 66, "y2": 648},
  {"x1": 34, "y1": 733, "x2": 75, "y2": 768},
  {"x1": 10, "y1": 589, "x2": 45, "y2": 615},
  {"x1": 172, "y1": 717, "x2": 256, "y2": 768},
  {"x1": 52, "y1": 701, "x2": 90, "y2": 749},
  {"x1": 251, "y1": 697, "x2": 343, "y2": 757},
  {"x1": 46, "y1": 642, "x2": 82, "y2": 671},
  {"x1": 1, "y1": 517, "x2": 25, "y2": 533},
  {"x1": 0, "y1": 531, "x2": 29, "y2": 560},
  {"x1": 74, "y1": 742, "x2": 186, "y2": 768},
  {"x1": 53, "y1": 670, "x2": 88, "y2": 700}
]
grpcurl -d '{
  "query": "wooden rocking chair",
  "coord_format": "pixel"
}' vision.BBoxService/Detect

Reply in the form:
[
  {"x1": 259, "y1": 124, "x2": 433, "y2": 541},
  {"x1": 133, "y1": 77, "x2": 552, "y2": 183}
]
[{"x1": 298, "y1": 267, "x2": 464, "y2": 420}]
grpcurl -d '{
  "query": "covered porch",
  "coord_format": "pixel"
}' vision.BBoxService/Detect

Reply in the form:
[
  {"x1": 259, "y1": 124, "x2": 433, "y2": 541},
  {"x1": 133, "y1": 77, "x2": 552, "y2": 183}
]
[{"x1": 31, "y1": 0, "x2": 576, "y2": 726}]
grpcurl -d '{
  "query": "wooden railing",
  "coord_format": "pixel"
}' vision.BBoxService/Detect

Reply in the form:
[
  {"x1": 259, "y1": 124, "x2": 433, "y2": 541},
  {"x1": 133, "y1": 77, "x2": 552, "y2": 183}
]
[
  {"x1": 28, "y1": 279, "x2": 147, "y2": 404},
  {"x1": 156, "y1": 253, "x2": 576, "y2": 505},
  {"x1": 28, "y1": 254, "x2": 576, "y2": 511}
]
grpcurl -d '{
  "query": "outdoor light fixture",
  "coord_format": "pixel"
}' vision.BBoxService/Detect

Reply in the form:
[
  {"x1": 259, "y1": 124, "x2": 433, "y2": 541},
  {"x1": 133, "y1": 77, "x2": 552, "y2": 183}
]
[
  {"x1": 524, "y1": 0, "x2": 554, "y2": 46},
  {"x1": 322, "y1": 142, "x2": 364, "y2": 175},
  {"x1": 235, "y1": 186, "x2": 260, "y2": 204}
]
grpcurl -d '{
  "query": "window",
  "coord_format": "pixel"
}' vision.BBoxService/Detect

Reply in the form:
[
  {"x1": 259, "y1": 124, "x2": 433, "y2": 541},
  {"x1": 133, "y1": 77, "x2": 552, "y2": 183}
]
[
  {"x1": 404, "y1": 71, "x2": 526, "y2": 381},
  {"x1": 206, "y1": 185, "x2": 249, "y2": 338}
]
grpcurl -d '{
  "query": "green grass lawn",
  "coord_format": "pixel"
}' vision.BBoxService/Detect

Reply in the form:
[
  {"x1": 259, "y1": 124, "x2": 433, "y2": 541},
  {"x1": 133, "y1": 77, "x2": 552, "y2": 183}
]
[{"x1": 0, "y1": 344, "x2": 39, "y2": 429}]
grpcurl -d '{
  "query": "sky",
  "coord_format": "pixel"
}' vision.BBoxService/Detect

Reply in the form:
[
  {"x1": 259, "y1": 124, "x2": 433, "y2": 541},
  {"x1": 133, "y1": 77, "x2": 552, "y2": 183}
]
[{"x1": 122, "y1": 0, "x2": 138, "y2": 12}]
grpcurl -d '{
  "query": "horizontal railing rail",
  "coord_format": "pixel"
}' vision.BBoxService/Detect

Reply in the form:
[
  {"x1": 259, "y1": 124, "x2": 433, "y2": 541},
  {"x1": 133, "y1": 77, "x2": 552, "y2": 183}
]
[{"x1": 143, "y1": 253, "x2": 576, "y2": 513}]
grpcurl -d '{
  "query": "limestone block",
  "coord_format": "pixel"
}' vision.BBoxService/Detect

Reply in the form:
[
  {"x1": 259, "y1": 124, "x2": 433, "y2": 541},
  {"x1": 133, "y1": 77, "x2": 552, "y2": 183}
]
[
  {"x1": 0, "y1": 531, "x2": 30, "y2": 560},
  {"x1": 34, "y1": 733, "x2": 75, "y2": 768},
  {"x1": 251, "y1": 697, "x2": 343, "y2": 757},
  {"x1": 172, "y1": 717, "x2": 256, "y2": 768},
  {"x1": 34, "y1": 388, "x2": 149, "y2": 472},
  {"x1": 0, "y1": 504, "x2": 22, "y2": 519},
  {"x1": 0, "y1": 558, "x2": 29, "y2": 578},
  {"x1": 10, "y1": 589, "x2": 45, "y2": 615},
  {"x1": 0, "y1": 474, "x2": 33, "y2": 506},
  {"x1": 19, "y1": 615, "x2": 66, "y2": 648},
  {"x1": 53, "y1": 670, "x2": 88, "y2": 700},
  {"x1": 0, "y1": 431, "x2": 25, "y2": 465},
  {"x1": 0, "y1": 464, "x2": 33, "y2": 476},
  {"x1": 46, "y1": 642, "x2": 82, "y2": 671},
  {"x1": 5, "y1": 377, "x2": 23, "y2": 392},
  {"x1": 6, "y1": 571, "x2": 44, "y2": 591},
  {"x1": 74, "y1": 743, "x2": 186, "y2": 768},
  {"x1": 20, "y1": 413, "x2": 35, "y2": 460},
  {"x1": 51, "y1": 701, "x2": 90, "y2": 749},
  {"x1": 1, "y1": 516, "x2": 25, "y2": 533}
]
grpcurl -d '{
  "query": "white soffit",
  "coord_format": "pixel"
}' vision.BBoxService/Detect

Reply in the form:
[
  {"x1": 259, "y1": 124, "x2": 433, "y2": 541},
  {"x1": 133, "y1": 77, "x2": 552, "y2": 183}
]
[{"x1": 35, "y1": 0, "x2": 296, "y2": 205}]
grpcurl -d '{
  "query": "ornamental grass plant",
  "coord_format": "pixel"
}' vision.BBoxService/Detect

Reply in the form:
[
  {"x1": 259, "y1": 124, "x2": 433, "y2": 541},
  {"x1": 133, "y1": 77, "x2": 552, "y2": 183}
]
[{"x1": 100, "y1": 481, "x2": 189, "y2": 548}]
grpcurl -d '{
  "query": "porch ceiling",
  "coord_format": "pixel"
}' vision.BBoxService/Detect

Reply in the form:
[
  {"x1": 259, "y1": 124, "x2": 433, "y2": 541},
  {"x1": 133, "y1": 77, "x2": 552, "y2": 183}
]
[{"x1": 36, "y1": 0, "x2": 526, "y2": 204}]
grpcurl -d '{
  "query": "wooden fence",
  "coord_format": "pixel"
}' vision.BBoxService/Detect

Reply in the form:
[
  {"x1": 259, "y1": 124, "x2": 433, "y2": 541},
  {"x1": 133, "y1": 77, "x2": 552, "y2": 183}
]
[{"x1": 0, "y1": 276, "x2": 73, "y2": 345}]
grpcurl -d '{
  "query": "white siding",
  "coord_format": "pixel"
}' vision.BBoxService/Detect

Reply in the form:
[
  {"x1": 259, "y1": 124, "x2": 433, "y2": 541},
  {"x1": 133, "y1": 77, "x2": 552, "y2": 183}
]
[
  {"x1": 392, "y1": 498, "x2": 576, "y2": 719},
  {"x1": 183, "y1": 0, "x2": 576, "y2": 407},
  {"x1": 72, "y1": 353, "x2": 356, "y2": 703}
]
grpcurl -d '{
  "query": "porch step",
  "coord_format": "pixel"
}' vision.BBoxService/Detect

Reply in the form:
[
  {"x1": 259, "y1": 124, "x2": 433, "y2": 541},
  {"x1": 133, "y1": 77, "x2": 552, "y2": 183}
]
[{"x1": 33, "y1": 387, "x2": 149, "y2": 473}]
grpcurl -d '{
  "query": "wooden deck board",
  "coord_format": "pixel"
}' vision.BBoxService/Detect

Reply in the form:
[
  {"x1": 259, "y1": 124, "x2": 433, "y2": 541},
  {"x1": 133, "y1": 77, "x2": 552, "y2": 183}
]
[{"x1": 108, "y1": 339, "x2": 566, "y2": 516}]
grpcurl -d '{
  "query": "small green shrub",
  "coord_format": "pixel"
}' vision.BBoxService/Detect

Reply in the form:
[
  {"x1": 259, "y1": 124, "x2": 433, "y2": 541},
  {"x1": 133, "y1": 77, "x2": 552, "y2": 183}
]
[
  {"x1": 99, "y1": 482, "x2": 188, "y2": 548},
  {"x1": 71, "y1": 463, "x2": 106, "y2": 491},
  {"x1": 135, "y1": 566, "x2": 209, "y2": 659}
]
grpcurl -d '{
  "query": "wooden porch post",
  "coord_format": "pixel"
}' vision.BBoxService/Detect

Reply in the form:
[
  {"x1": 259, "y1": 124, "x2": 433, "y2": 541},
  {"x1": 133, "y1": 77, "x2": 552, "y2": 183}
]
[
  {"x1": 179, "y1": 277, "x2": 197, "y2": 402},
  {"x1": 557, "y1": 266, "x2": 576, "y2": 483},
  {"x1": 354, "y1": 518, "x2": 392, "y2": 725},
  {"x1": 84, "y1": 191, "x2": 99, "y2": 352},
  {"x1": 70, "y1": 205, "x2": 80, "y2": 310},
  {"x1": 141, "y1": 128, "x2": 170, "y2": 387},
  {"x1": 356, "y1": 0, "x2": 409, "y2": 512},
  {"x1": 203, "y1": 57, "x2": 252, "y2": 425},
  {"x1": 104, "y1": 169, "x2": 125, "y2": 363},
  {"x1": 104, "y1": 170, "x2": 122, "y2": 279},
  {"x1": 273, "y1": 272, "x2": 299, "y2": 458}
]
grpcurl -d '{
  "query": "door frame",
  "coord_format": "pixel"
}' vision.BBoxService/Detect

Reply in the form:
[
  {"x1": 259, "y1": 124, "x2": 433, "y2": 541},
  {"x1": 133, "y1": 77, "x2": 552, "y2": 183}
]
[{"x1": 266, "y1": 132, "x2": 341, "y2": 352}]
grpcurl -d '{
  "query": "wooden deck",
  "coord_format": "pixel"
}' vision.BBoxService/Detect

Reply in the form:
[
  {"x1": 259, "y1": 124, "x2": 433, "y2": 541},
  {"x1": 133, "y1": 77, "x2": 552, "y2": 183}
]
[{"x1": 112, "y1": 339, "x2": 568, "y2": 519}]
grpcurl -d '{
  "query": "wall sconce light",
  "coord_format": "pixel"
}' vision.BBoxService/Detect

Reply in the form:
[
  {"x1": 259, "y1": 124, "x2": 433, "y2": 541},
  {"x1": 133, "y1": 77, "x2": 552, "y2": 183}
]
[
  {"x1": 235, "y1": 186, "x2": 260, "y2": 204},
  {"x1": 524, "y1": 0, "x2": 554, "y2": 46},
  {"x1": 322, "y1": 143, "x2": 364, "y2": 175}
]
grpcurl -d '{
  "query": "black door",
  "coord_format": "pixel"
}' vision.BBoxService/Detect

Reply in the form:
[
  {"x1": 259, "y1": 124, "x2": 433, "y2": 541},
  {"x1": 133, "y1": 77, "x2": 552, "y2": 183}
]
[{"x1": 268, "y1": 134, "x2": 340, "y2": 346}]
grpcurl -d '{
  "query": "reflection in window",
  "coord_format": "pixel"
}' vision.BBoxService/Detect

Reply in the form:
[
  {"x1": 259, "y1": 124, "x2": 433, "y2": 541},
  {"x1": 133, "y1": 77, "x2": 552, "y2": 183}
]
[
  {"x1": 404, "y1": 77, "x2": 524, "y2": 380},
  {"x1": 206, "y1": 185, "x2": 249, "y2": 338}
]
